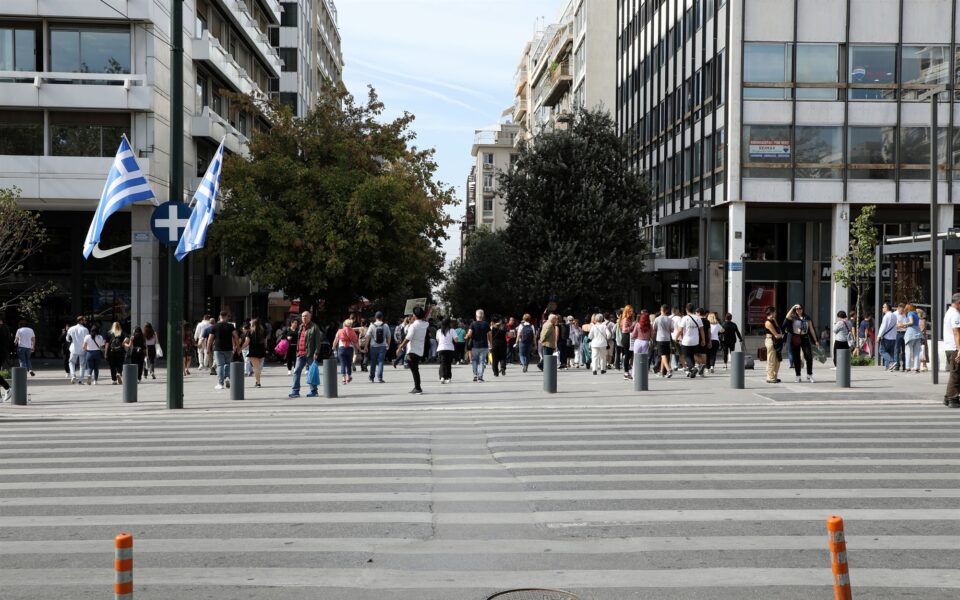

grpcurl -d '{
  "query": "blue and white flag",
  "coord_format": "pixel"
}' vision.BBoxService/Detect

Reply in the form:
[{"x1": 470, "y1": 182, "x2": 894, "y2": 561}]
[
  {"x1": 175, "y1": 138, "x2": 225, "y2": 262},
  {"x1": 83, "y1": 135, "x2": 157, "y2": 259}
]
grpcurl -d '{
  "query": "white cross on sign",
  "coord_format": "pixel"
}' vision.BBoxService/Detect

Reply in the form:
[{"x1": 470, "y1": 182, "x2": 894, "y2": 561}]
[{"x1": 155, "y1": 204, "x2": 189, "y2": 242}]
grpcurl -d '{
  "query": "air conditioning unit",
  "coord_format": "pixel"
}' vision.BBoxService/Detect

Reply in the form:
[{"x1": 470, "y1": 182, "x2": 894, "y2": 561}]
[{"x1": 483, "y1": 163, "x2": 493, "y2": 170}]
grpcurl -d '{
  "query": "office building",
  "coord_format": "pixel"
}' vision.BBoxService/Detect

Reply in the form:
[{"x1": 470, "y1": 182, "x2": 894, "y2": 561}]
[{"x1": 273, "y1": 0, "x2": 342, "y2": 117}]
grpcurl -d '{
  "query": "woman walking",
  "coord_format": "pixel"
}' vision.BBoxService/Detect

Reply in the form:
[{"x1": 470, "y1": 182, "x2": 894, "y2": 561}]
[
  {"x1": 652, "y1": 305, "x2": 674, "y2": 378},
  {"x1": 589, "y1": 314, "x2": 611, "y2": 375},
  {"x1": 629, "y1": 311, "x2": 653, "y2": 379},
  {"x1": 283, "y1": 319, "x2": 299, "y2": 375},
  {"x1": 618, "y1": 306, "x2": 636, "y2": 374},
  {"x1": 764, "y1": 307, "x2": 784, "y2": 383},
  {"x1": 106, "y1": 322, "x2": 127, "y2": 384},
  {"x1": 124, "y1": 327, "x2": 147, "y2": 382},
  {"x1": 333, "y1": 319, "x2": 359, "y2": 384},
  {"x1": 182, "y1": 321, "x2": 195, "y2": 376},
  {"x1": 832, "y1": 311, "x2": 853, "y2": 367},
  {"x1": 242, "y1": 318, "x2": 267, "y2": 387},
  {"x1": 902, "y1": 303, "x2": 923, "y2": 373},
  {"x1": 784, "y1": 304, "x2": 819, "y2": 383},
  {"x1": 918, "y1": 308, "x2": 930, "y2": 372},
  {"x1": 143, "y1": 323, "x2": 159, "y2": 380},
  {"x1": 706, "y1": 312, "x2": 722, "y2": 373},
  {"x1": 80, "y1": 326, "x2": 105, "y2": 385},
  {"x1": 437, "y1": 317, "x2": 456, "y2": 383},
  {"x1": 720, "y1": 313, "x2": 743, "y2": 368}
]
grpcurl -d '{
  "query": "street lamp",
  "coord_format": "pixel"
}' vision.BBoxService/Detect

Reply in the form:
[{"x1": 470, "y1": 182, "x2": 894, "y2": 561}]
[{"x1": 919, "y1": 85, "x2": 947, "y2": 385}]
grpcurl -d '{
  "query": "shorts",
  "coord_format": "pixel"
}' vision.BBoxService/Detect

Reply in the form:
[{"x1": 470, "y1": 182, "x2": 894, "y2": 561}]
[{"x1": 657, "y1": 341, "x2": 672, "y2": 356}]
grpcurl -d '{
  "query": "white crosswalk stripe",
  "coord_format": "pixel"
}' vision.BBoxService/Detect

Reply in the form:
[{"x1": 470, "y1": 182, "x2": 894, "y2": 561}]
[{"x1": 2, "y1": 403, "x2": 960, "y2": 599}]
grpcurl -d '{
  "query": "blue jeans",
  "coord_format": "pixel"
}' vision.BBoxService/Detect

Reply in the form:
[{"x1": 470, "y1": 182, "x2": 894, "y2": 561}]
[
  {"x1": 517, "y1": 342, "x2": 531, "y2": 366},
  {"x1": 338, "y1": 346, "x2": 354, "y2": 376},
  {"x1": 472, "y1": 346, "x2": 488, "y2": 378},
  {"x1": 895, "y1": 332, "x2": 906, "y2": 369},
  {"x1": 879, "y1": 338, "x2": 895, "y2": 367},
  {"x1": 291, "y1": 355, "x2": 316, "y2": 395},
  {"x1": 214, "y1": 350, "x2": 232, "y2": 385},
  {"x1": 85, "y1": 350, "x2": 102, "y2": 382},
  {"x1": 17, "y1": 347, "x2": 32, "y2": 371},
  {"x1": 368, "y1": 345, "x2": 386, "y2": 381}
]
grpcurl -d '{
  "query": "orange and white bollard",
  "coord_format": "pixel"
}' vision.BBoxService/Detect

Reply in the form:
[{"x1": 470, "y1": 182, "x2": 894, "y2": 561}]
[
  {"x1": 826, "y1": 515, "x2": 852, "y2": 600},
  {"x1": 114, "y1": 533, "x2": 133, "y2": 599}
]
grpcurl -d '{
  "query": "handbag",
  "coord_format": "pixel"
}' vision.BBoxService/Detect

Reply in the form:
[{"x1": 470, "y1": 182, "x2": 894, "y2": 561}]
[
  {"x1": 306, "y1": 361, "x2": 321, "y2": 387},
  {"x1": 155, "y1": 344, "x2": 163, "y2": 359},
  {"x1": 812, "y1": 345, "x2": 827, "y2": 364}
]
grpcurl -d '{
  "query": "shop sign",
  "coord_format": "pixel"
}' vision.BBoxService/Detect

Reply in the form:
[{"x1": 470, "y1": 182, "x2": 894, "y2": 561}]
[{"x1": 749, "y1": 139, "x2": 791, "y2": 160}]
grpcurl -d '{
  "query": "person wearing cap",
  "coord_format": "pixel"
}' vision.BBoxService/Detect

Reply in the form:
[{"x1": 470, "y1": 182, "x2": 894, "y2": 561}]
[
  {"x1": 943, "y1": 293, "x2": 960, "y2": 408},
  {"x1": 365, "y1": 312, "x2": 390, "y2": 383}
]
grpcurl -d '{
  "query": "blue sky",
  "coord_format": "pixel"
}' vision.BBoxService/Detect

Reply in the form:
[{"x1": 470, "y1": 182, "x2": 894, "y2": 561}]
[{"x1": 336, "y1": 0, "x2": 561, "y2": 262}]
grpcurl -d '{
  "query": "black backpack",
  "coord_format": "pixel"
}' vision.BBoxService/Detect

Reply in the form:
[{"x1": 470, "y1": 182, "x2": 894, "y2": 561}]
[
  {"x1": 375, "y1": 324, "x2": 385, "y2": 344},
  {"x1": 520, "y1": 324, "x2": 534, "y2": 343},
  {"x1": 109, "y1": 333, "x2": 124, "y2": 353}
]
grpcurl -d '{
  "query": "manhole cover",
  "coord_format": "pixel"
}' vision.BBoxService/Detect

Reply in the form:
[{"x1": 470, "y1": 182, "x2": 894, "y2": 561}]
[{"x1": 488, "y1": 590, "x2": 580, "y2": 600}]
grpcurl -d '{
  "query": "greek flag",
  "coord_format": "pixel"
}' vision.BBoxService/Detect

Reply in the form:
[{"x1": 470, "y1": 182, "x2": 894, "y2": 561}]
[
  {"x1": 175, "y1": 138, "x2": 225, "y2": 261},
  {"x1": 82, "y1": 135, "x2": 157, "y2": 259}
]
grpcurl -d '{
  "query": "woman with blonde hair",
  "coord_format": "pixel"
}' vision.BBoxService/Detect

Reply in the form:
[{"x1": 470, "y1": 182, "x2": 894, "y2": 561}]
[
  {"x1": 706, "y1": 312, "x2": 723, "y2": 373},
  {"x1": 902, "y1": 303, "x2": 922, "y2": 373},
  {"x1": 106, "y1": 321, "x2": 127, "y2": 385},
  {"x1": 618, "y1": 305, "x2": 636, "y2": 374},
  {"x1": 333, "y1": 318, "x2": 360, "y2": 384},
  {"x1": 589, "y1": 313, "x2": 611, "y2": 375}
]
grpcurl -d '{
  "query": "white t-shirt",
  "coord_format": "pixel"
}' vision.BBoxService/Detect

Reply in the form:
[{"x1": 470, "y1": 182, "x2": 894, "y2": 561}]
[
  {"x1": 588, "y1": 322, "x2": 610, "y2": 349},
  {"x1": 82, "y1": 334, "x2": 104, "y2": 352},
  {"x1": 436, "y1": 328, "x2": 456, "y2": 352},
  {"x1": 680, "y1": 315, "x2": 701, "y2": 347},
  {"x1": 943, "y1": 306, "x2": 960, "y2": 352},
  {"x1": 653, "y1": 315, "x2": 674, "y2": 342},
  {"x1": 404, "y1": 319, "x2": 430, "y2": 357},
  {"x1": 15, "y1": 327, "x2": 35, "y2": 349},
  {"x1": 67, "y1": 324, "x2": 89, "y2": 354},
  {"x1": 710, "y1": 323, "x2": 722, "y2": 342}
]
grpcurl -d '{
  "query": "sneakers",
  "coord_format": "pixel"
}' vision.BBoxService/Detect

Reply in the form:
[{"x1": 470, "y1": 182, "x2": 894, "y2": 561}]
[
  {"x1": 70, "y1": 376, "x2": 76, "y2": 384},
  {"x1": 795, "y1": 376, "x2": 802, "y2": 383},
  {"x1": 409, "y1": 388, "x2": 423, "y2": 395},
  {"x1": 287, "y1": 369, "x2": 292, "y2": 375},
  {"x1": 666, "y1": 371, "x2": 673, "y2": 379},
  {"x1": 225, "y1": 380, "x2": 230, "y2": 389},
  {"x1": 0, "y1": 388, "x2": 7, "y2": 402},
  {"x1": 377, "y1": 379, "x2": 385, "y2": 383},
  {"x1": 473, "y1": 376, "x2": 478, "y2": 382},
  {"x1": 29, "y1": 371, "x2": 34, "y2": 377},
  {"x1": 305, "y1": 392, "x2": 319, "y2": 398},
  {"x1": 287, "y1": 393, "x2": 300, "y2": 398},
  {"x1": 215, "y1": 384, "x2": 224, "y2": 390},
  {"x1": 593, "y1": 371, "x2": 598, "y2": 375},
  {"x1": 808, "y1": 375, "x2": 815, "y2": 383},
  {"x1": 709, "y1": 367, "x2": 715, "y2": 374},
  {"x1": 765, "y1": 379, "x2": 779, "y2": 384},
  {"x1": 478, "y1": 377, "x2": 485, "y2": 383}
]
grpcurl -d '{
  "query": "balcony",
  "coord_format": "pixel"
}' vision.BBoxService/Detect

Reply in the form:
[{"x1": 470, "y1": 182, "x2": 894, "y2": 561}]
[
  {"x1": 543, "y1": 59, "x2": 572, "y2": 107},
  {"x1": 6, "y1": 0, "x2": 152, "y2": 20},
  {"x1": 0, "y1": 71, "x2": 152, "y2": 110},
  {"x1": 193, "y1": 32, "x2": 267, "y2": 101},
  {"x1": 0, "y1": 156, "x2": 152, "y2": 208},
  {"x1": 258, "y1": 0, "x2": 282, "y2": 24},
  {"x1": 231, "y1": 0, "x2": 283, "y2": 77},
  {"x1": 514, "y1": 66, "x2": 529, "y2": 95},
  {"x1": 192, "y1": 106, "x2": 251, "y2": 157},
  {"x1": 513, "y1": 89, "x2": 529, "y2": 122}
]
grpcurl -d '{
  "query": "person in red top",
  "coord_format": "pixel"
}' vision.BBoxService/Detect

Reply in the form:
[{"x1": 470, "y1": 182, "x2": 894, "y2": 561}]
[{"x1": 333, "y1": 319, "x2": 360, "y2": 384}]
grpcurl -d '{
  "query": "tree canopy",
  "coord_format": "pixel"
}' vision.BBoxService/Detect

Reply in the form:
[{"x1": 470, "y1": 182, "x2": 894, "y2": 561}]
[
  {"x1": 442, "y1": 228, "x2": 515, "y2": 318},
  {"x1": 834, "y1": 204, "x2": 878, "y2": 329},
  {"x1": 212, "y1": 86, "x2": 454, "y2": 317},
  {"x1": 499, "y1": 108, "x2": 650, "y2": 312},
  {"x1": 0, "y1": 187, "x2": 54, "y2": 320}
]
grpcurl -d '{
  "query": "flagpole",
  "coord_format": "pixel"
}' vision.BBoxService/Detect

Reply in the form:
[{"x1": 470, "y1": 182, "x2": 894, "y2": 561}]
[{"x1": 167, "y1": 0, "x2": 185, "y2": 410}]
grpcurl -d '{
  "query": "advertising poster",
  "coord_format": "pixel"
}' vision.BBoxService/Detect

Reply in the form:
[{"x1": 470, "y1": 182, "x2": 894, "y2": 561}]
[
  {"x1": 748, "y1": 139, "x2": 791, "y2": 160},
  {"x1": 747, "y1": 285, "x2": 776, "y2": 325}
]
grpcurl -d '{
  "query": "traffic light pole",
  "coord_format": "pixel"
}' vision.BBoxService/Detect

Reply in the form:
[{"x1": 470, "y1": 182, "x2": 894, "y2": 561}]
[{"x1": 167, "y1": 0, "x2": 185, "y2": 409}]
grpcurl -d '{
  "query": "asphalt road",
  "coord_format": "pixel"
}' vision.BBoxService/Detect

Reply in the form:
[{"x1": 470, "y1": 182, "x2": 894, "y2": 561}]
[{"x1": 1, "y1": 362, "x2": 959, "y2": 599}]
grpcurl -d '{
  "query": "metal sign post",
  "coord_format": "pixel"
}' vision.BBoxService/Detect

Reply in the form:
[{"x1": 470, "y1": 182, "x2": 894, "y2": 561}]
[{"x1": 167, "y1": 0, "x2": 185, "y2": 409}]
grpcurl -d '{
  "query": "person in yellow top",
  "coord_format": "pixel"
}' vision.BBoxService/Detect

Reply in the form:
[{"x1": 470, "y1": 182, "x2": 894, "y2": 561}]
[{"x1": 537, "y1": 313, "x2": 559, "y2": 371}]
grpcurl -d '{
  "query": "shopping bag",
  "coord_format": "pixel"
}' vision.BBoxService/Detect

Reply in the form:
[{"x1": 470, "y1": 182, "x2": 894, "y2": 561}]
[
  {"x1": 156, "y1": 344, "x2": 164, "y2": 359},
  {"x1": 812, "y1": 345, "x2": 827, "y2": 364},
  {"x1": 306, "y1": 361, "x2": 321, "y2": 387}
]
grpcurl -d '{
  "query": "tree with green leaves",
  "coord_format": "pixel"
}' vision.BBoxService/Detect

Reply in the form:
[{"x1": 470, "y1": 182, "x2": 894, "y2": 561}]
[
  {"x1": 211, "y1": 86, "x2": 454, "y2": 318},
  {"x1": 442, "y1": 228, "x2": 515, "y2": 318},
  {"x1": 0, "y1": 187, "x2": 55, "y2": 320},
  {"x1": 499, "y1": 108, "x2": 651, "y2": 312},
  {"x1": 834, "y1": 204, "x2": 878, "y2": 349}
]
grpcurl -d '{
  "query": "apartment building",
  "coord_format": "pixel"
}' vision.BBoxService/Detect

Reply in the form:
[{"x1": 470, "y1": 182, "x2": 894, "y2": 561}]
[
  {"x1": 0, "y1": 0, "x2": 291, "y2": 352},
  {"x1": 273, "y1": 0, "x2": 342, "y2": 117},
  {"x1": 617, "y1": 0, "x2": 959, "y2": 337},
  {"x1": 467, "y1": 123, "x2": 521, "y2": 235}
]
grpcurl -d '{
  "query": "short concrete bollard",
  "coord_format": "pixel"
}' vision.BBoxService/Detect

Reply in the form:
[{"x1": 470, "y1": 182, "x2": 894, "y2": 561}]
[
  {"x1": 114, "y1": 532, "x2": 133, "y2": 599},
  {"x1": 122, "y1": 364, "x2": 138, "y2": 403},
  {"x1": 634, "y1": 353, "x2": 649, "y2": 392},
  {"x1": 229, "y1": 361, "x2": 244, "y2": 400},
  {"x1": 836, "y1": 349, "x2": 851, "y2": 388},
  {"x1": 542, "y1": 353, "x2": 558, "y2": 393},
  {"x1": 322, "y1": 357, "x2": 337, "y2": 398},
  {"x1": 730, "y1": 351, "x2": 745, "y2": 390},
  {"x1": 10, "y1": 367, "x2": 27, "y2": 406}
]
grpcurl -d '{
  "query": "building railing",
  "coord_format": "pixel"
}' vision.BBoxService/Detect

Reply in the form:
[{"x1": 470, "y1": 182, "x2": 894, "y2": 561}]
[
  {"x1": 550, "y1": 59, "x2": 571, "y2": 84},
  {"x1": 0, "y1": 71, "x2": 147, "y2": 87}
]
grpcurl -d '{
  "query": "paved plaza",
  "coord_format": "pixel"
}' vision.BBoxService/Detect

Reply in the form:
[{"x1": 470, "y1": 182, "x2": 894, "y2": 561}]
[{"x1": 2, "y1": 362, "x2": 960, "y2": 599}]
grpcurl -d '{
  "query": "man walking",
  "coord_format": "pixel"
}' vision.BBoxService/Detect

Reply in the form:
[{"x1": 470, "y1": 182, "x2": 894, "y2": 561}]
[
  {"x1": 288, "y1": 310, "x2": 322, "y2": 398},
  {"x1": 943, "y1": 293, "x2": 960, "y2": 408},
  {"x1": 894, "y1": 303, "x2": 907, "y2": 371},
  {"x1": 537, "y1": 313, "x2": 559, "y2": 371},
  {"x1": 194, "y1": 314, "x2": 211, "y2": 372},
  {"x1": 365, "y1": 312, "x2": 390, "y2": 383},
  {"x1": 14, "y1": 319, "x2": 36, "y2": 376},
  {"x1": 207, "y1": 311, "x2": 239, "y2": 391},
  {"x1": 466, "y1": 309, "x2": 491, "y2": 382},
  {"x1": 396, "y1": 306, "x2": 429, "y2": 394},
  {"x1": 877, "y1": 303, "x2": 898, "y2": 369},
  {"x1": 66, "y1": 316, "x2": 89, "y2": 384},
  {"x1": 677, "y1": 303, "x2": 705, "y2": 378}
]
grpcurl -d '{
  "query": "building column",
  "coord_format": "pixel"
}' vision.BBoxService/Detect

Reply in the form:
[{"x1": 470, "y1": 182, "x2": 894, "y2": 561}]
[
  {"x1": 941, "y1": 206, "x2": 955, "y2": 304},
  {"x1": 831, "y1": 204, "x2": 850, "y2": 336},
  {"x1": 131, "y1": 205, "x2": 161, "y2": 329},
  {"x1": 728, "y1": 202, "x2": 746, "y2": 325}
]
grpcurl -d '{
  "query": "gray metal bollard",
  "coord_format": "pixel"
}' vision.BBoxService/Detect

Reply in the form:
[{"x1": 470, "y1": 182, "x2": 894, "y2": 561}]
[
  {"x1": 10, "y1": 367, "x2": 27, "y2": 406},
  {"x1": 836, "y1": 349, "x2": 851, "y2": 388},
  {"x1": 230, "y1": 362, "x2": 244, "y2": 400},
  {"x1": 634, "y1": 353, "x2": 649, "y2": 391},
  {"x1": 730, "y1": 351, "x2": 745, "y2": 390},
  {"x1": 322, "y1": 358, "x2": 337, "y2": 398},
  {"x1": 543, "y1": 353, "x2": 558, "y2": 393},
  {"x1": 122, "y1": 364, "x2": 138, "y2": 403}
]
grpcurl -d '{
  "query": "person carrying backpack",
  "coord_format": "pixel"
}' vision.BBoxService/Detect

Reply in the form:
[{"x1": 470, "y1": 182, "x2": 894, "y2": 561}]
[
  {"x1": 515, "y1": 313, "x2": 535, "y2": 372},
  {"x1": 365, "y1": 312, "x2": 390, "y2": 383},
  {"x1": 392, "y1": 317, "x2": 409, "y2": 368},
  {"x1": 106, "y1": 322, "x2": 127, "y2": 385}
]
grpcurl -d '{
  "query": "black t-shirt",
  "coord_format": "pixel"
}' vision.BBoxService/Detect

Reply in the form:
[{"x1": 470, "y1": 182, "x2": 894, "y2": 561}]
[
  {"x1": 469, "y1": 320, "x2": 490, "y2": 348},
  {"x1": 490, "y1": 325, "x2": 507, "y2": 350},
  {"x1": 212, "y1": 321, "x2": 236, "y2": 352}
]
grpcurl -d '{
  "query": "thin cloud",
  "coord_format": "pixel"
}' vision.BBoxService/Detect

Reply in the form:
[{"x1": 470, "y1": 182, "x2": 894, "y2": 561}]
[
  {"x1": 349, "y1": 57, "x2": 502, "y2": 105},
  {"x1": 348, "y1": 68, "x2": 493, "y2": 118}
]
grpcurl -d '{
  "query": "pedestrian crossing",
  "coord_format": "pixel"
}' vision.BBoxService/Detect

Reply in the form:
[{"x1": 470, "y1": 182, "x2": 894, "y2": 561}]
[{"x1": 3, "y1": 403, "x2": 960, "y2": 599}]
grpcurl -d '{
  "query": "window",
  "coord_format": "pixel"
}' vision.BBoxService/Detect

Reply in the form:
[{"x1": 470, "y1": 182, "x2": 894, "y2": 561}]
[
  {"x1": 795, "y1": 126, "x2": 842, "y2": 178},
  {"x1": 743, "y1": 43, "x2": 791, "y2": 99},
  {"x1": 280, "y1": 2, "x2": 298, "y2": 27},
  {"x1": 483, "y1": 197, "x2": 493, "y2": 212},
  {"x1": 482, "y1": 173, "x2": 494, "y2": 189},
  {"x1": 899, "y1": 127, "x2": 948, "y2": 180},
  {"x1": 278, "y1": 47, "x2": 297, "y2": 72},
  {"x1": 50, "y1": 112, "x2": 129, "y2": 157},
  {"x1": 0, "y1": 110, "x2": 42, "y2": 155},
  {"x1": 50, "y1": 28, "x2": 130, "y2": 75},
  {"x1": 742, "y1": 125, "x2": 791, "y2": 178},
  {"x1": 483, "y1": 152, "x2": 494, "y2": 166},
  {"x1": 0, "y1": 26, "x2": 37, "y2": 72},
  {"x1": 848, "y1": 126, "x2": 895, "y2": 179},
  {"x1": 901, "y1": 46, "x2": 949, "y2": 101},
  {"x1": 195, "y1": 75, "x2": 208, "y2": 112},
  {"x1": 796, "y1": 44, "x2": 838, "y2": 100},
  {"x1": 849, "y1": 45, "x2": 896, "y2": 100}
]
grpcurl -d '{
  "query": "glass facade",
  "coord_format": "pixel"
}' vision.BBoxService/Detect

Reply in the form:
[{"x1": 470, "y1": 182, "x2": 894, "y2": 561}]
[
  {"x1": 795, "y1": 44, "x2": 839, "y2": 100},
  {"x1": 0, "y1": 26, "x2": 37, "y2": 72},
  {"x1": 50, "y1": 112, "x2": 130, "y2": 157},
  {"x1": 848, "y1": 45, "x2": 897, "y2": 100},
  {"x1": 743, "y1": 43, "x2": 791, "y2": 99},
  {"x1": 795, "y1": 126, "x2": 842, "y2": 179},
  {"x1": 50, "y1": 28, "x2": 130, "y2": 75}
]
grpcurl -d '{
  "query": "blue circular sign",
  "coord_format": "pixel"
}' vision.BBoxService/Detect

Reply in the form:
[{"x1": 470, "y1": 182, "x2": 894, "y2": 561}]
[{"x1": 150, "y1": 202, "x2": 192, "y2": 246}]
